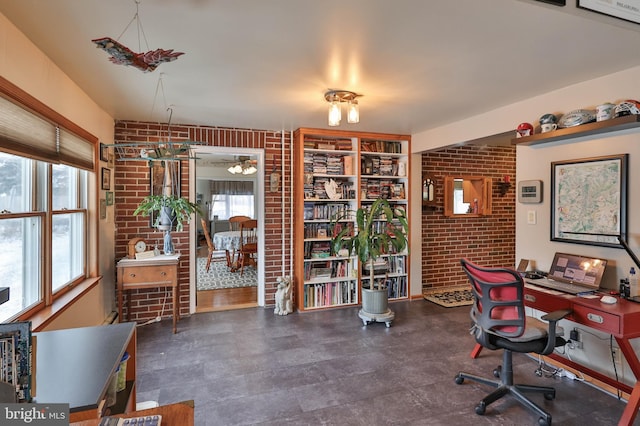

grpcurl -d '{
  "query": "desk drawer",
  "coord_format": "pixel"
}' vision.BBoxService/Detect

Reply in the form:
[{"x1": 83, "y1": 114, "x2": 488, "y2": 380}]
[
  {"x1": 524, "y1": 287, "x2": 572, "y2": 312},
  {"x1": 120, "y1": 265, "x2": 176, "y2": 286},
  {"x1": 572, "y1": 304, "x2": 620, "y2": 334}
]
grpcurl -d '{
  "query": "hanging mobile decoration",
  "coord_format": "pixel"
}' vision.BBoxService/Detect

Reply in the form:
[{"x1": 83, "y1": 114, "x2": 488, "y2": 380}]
[{"x1": 91, "y1": 0, "x2": 184, "y2": 72}]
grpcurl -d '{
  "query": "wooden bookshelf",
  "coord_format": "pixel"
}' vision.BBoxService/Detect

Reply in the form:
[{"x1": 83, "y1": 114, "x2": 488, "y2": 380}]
[{"x1": 293, "y1": 128, "x2": 411, "y2": 311}]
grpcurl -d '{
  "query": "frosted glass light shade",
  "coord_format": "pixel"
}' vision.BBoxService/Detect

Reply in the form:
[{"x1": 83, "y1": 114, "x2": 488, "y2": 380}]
[
  {"x1": 347, "y1": 99, "x2": 359, "y2": 124},
  {"x1": 328, "y1": 101, "x2": 341, "y2": 127}
]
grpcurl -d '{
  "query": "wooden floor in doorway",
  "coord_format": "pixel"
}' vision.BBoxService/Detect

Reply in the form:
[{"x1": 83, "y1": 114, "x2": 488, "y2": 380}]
[{"x1": 196, "y1": 286, "x2": 258, "y2": 313}]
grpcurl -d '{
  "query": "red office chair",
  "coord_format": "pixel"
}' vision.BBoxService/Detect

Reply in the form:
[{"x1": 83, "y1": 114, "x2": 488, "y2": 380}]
[{"x1": 455, "y1": 258, "x2": 571, "y2": 426}]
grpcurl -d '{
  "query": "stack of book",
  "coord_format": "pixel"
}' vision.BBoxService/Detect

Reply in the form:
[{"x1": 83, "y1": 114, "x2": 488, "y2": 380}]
[
  {"x1": 335, "y1": 139, "x2": 353, "y2": 151},
  {"x1": 326, "y1": 155, "x2": 344, "y2": 175},
  {"x1": 312, "y1": 153, "x2": 327, "y2": 174}
]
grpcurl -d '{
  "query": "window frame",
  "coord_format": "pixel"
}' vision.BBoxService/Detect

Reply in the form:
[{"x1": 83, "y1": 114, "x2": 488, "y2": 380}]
[{"x1": 0, "y1": 76, "x2": 97, "y2": 323}]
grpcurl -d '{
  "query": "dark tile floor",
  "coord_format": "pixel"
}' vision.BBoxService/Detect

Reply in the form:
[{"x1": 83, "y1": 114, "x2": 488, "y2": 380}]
[{"x1": 135, "y1": 300, "x2": 638, "y2": 425}]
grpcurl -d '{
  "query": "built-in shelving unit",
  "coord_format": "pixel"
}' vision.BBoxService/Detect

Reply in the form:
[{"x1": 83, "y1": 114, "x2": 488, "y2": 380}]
[
  {"x1": 293, "y1": 128, "x2": 411, "y2": 311},
  {"x1": 512, "y1": 114, "x2": 640, "y2": 146}
]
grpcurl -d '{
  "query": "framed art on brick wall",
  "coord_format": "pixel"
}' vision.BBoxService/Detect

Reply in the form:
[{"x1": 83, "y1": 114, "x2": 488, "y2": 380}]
[{"x1": 551, "y1": 154, "x2": 628, "y2": 247}]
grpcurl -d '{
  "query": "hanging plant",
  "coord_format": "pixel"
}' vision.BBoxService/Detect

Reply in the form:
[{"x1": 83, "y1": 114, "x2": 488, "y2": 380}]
[{"x1": 133, "y1": 194, "x2": 201, "y2": 232}]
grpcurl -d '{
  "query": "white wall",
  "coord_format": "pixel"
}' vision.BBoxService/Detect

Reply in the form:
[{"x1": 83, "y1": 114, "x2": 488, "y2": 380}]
[
  {"x1": 0, "y1": 12, "x2": 116, "y2": 328},
  {"x1": 413, "y1": 65, "x2": 640, "y2": 386}
]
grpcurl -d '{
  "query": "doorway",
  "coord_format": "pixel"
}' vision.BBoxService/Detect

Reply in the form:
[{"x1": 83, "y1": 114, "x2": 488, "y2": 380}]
[{"x1": 189, "y1": 147, "x2": 265, "y2": 313}]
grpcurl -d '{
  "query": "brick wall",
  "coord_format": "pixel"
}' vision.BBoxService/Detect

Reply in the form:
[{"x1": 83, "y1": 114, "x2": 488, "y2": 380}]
[
  {"x1": 114, "y1": 121, "x2": 292, "y2": 323},
  {"x1": 421, "y1": 144, "x2": 516, "y2": 290}
]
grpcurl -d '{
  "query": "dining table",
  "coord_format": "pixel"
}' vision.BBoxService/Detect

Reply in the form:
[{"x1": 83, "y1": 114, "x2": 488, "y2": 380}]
[{"x1": 213, "y1": 230, "x2": 247, "y2": 271}]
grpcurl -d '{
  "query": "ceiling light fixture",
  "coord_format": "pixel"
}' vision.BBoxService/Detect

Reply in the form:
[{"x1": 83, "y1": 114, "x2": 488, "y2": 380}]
[
  {"x1": 228, "y1": 156, "x2": 258, "y2": 175},
  {"x1": 324, "y1": 90, "x2": 362, "y2": 126}
]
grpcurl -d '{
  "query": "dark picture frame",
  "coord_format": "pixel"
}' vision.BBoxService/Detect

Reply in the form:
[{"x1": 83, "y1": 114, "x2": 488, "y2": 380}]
[
  {"x1": 578, "y1": 0, "x2": 640, "y2": 25},
  {"x1": 100, "y1": 143, "x2": 109, "y2": 162},
  {"x1": 535, "y1": 0, "x2": 565, "y2": 5},
  {"x1": 551, "y1": 154, "x2": 628, "y2": 247},
  {"x1": 150, "y1": 160, "x2": 180, "y2": 228},
  {"x1": 101, "y1": 167, "x2": 111, "y2": 190}
]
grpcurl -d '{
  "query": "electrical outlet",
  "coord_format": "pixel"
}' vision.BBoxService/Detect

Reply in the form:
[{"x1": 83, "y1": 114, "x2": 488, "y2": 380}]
[{"x1": 569, "y1": 328, "x2": 583, "y2": 349}]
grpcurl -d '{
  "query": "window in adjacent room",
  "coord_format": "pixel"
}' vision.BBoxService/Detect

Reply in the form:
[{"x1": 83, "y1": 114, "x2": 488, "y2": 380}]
[{"x1": 209, "y1": 181, "x2": 255, "y2": 220}]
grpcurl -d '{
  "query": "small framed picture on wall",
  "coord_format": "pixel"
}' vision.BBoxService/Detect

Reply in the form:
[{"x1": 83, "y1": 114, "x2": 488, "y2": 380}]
[
  {"x1": 101, "y1": 167, "x2": 111, "y2": 190},
  {"x1": 100, "y1": 199, "x2": 107, "y2": 220},
  {"x1": 100, "y1": 143, "x2": 109, "y2": 162}
]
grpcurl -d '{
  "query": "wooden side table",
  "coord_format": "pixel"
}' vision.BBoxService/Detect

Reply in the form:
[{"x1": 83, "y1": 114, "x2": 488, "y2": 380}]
[{"x1": 116, "y1": 254, "x2": 181, "y2": 333}]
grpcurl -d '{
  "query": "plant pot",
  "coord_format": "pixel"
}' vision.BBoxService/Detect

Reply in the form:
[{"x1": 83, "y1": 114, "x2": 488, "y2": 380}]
[
  {"x1": 157, "y1": 206, "x2": 174, "y2": 231},
  {"x1": 361, "y1": 287, "x2": 388, "y2": 314}
]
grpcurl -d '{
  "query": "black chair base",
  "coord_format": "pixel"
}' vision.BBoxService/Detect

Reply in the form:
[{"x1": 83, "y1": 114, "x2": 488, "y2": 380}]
[{"x1": 455, "y1": 350, "x2": 554, "y2": 426}]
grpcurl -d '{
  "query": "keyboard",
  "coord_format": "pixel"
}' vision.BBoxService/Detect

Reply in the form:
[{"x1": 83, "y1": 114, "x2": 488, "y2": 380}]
[{"x1": 526, "y1": 278, "x2": 596, "y2": 294}]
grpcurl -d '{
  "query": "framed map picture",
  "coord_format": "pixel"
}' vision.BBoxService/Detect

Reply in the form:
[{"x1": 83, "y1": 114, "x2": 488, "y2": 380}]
[
  {"x1": 578, "y1": 0, "x2": 640, "y2": 25},
  {"x1": 551, "y1": 154, "x2": 628, "y2": 247}
]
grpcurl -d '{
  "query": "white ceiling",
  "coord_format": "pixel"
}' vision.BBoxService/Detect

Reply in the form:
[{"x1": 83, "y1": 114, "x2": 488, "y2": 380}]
[{"x1": 2, "y1": 0, "x2": 640, "y2": 136}]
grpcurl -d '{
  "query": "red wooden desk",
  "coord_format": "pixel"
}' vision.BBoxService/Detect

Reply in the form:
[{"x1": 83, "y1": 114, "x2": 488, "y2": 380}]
[{"x1": 471, "y1": 284, "x2": 640, "y2": 426}]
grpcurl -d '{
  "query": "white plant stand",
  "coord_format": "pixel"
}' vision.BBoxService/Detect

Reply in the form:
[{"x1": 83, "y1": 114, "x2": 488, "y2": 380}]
[{"x1": 359, "y1": 308, "x2": 395, "y2": 327}]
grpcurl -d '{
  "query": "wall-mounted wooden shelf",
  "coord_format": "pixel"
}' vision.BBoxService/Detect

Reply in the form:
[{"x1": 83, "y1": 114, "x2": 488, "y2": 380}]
[{"x1": 512, "y1": 114, "x2": 640, "y2": 146}]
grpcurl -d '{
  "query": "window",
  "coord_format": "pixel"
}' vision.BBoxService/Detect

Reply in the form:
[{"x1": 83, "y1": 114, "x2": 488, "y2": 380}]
[
  {"x1": 208, "y1": 180, "x2": 255, "y2": 220},
  {"x1": 210, "y1": 194, "x2": 255, "y2": 220},
  {"x1": 0, "y1": 153, "x2": 89, "y2": 321},
  {"x1": 0, "y1": 77, "x2": 96, "y2": 323}
]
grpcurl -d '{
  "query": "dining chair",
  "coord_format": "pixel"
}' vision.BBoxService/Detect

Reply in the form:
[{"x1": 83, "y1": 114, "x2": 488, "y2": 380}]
[
  {"x1": 229, "y1": 215, "x2": 251, "y2": 231},
  {"x1": 226, "y1": 215, "x2": 251, "y2": 267},
  {"x1": 238, "y1": 219, "x2": 258, "y2": 276},
  {"x1": 200, "y1": 218, "x2": 226, "y2": 272}
]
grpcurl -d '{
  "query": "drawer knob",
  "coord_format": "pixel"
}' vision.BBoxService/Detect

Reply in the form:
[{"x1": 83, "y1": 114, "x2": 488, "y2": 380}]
[
  {"x1": 524, "y1": 294, "x2": 536, "y2": 303},
  {"x1": 160, "y1": 271, "x2": 167, "y2": 276},
  {"x1": 129, "y1": 273, "x2": 136, "y2": 278}
]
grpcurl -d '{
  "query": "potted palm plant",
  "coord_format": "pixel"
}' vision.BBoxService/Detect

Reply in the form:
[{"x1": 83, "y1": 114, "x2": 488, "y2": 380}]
[
  {"x1": 133, "y1": 194, "x2": 201, "y2": 254},
  {"x1": 330, "y1": 198, "x2": 409, "y2": 326}
]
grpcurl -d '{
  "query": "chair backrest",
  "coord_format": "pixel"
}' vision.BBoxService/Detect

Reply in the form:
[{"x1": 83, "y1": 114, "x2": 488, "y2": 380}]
[
  {"x1": 201, "y1": 218, "x2": 214, "y2": 251},
  {"x1": 240, "y1": 219, "x2": 258, "y2": 249},
  {"x1": 460, "y1": 258, "x2": 526, "y2": 342},
  {"x1": 229, "y1": 215, "x2": 251, "y2": 231}
]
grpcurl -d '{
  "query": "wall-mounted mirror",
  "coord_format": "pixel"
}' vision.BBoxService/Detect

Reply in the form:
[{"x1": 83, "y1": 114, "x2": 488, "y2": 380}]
[{"x1": 443, "y1": 176, "x2": 492, "y2": 217}]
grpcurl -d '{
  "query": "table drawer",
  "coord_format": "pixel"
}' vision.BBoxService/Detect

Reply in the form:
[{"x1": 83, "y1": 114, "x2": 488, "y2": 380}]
[
  {"x1": 120, "y1": 265, "x2": 176, "y2": 286},
  {"x1": 572, "y1": 304, "x2": 620, "y2": 334}
]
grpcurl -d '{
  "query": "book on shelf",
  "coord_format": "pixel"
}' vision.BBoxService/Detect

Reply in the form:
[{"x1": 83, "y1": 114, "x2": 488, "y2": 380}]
[
  {"x1": 0, "y1": 321, "x2": 33, "y2": 402},
  {"x1": 304, "y1": 281, "x2": 356, "y2": 308},
  {"x1": 391, "y1": 183, "x2": 405, "y2": 199},
  {"x1": 335, "y1": 139, "x2": 353, "y2": 151},
  {"x1": 361, "y1": 140, "x2": 402, "y2": 154}
]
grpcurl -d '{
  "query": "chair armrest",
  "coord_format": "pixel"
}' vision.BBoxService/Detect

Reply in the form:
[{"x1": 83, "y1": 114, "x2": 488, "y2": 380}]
[
  {"x1": 540, "y1": 309, "x2": 572, "y2": 355},
  {"x1": 541, "y1": 309, "x2": 572, "y2": 323}
]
